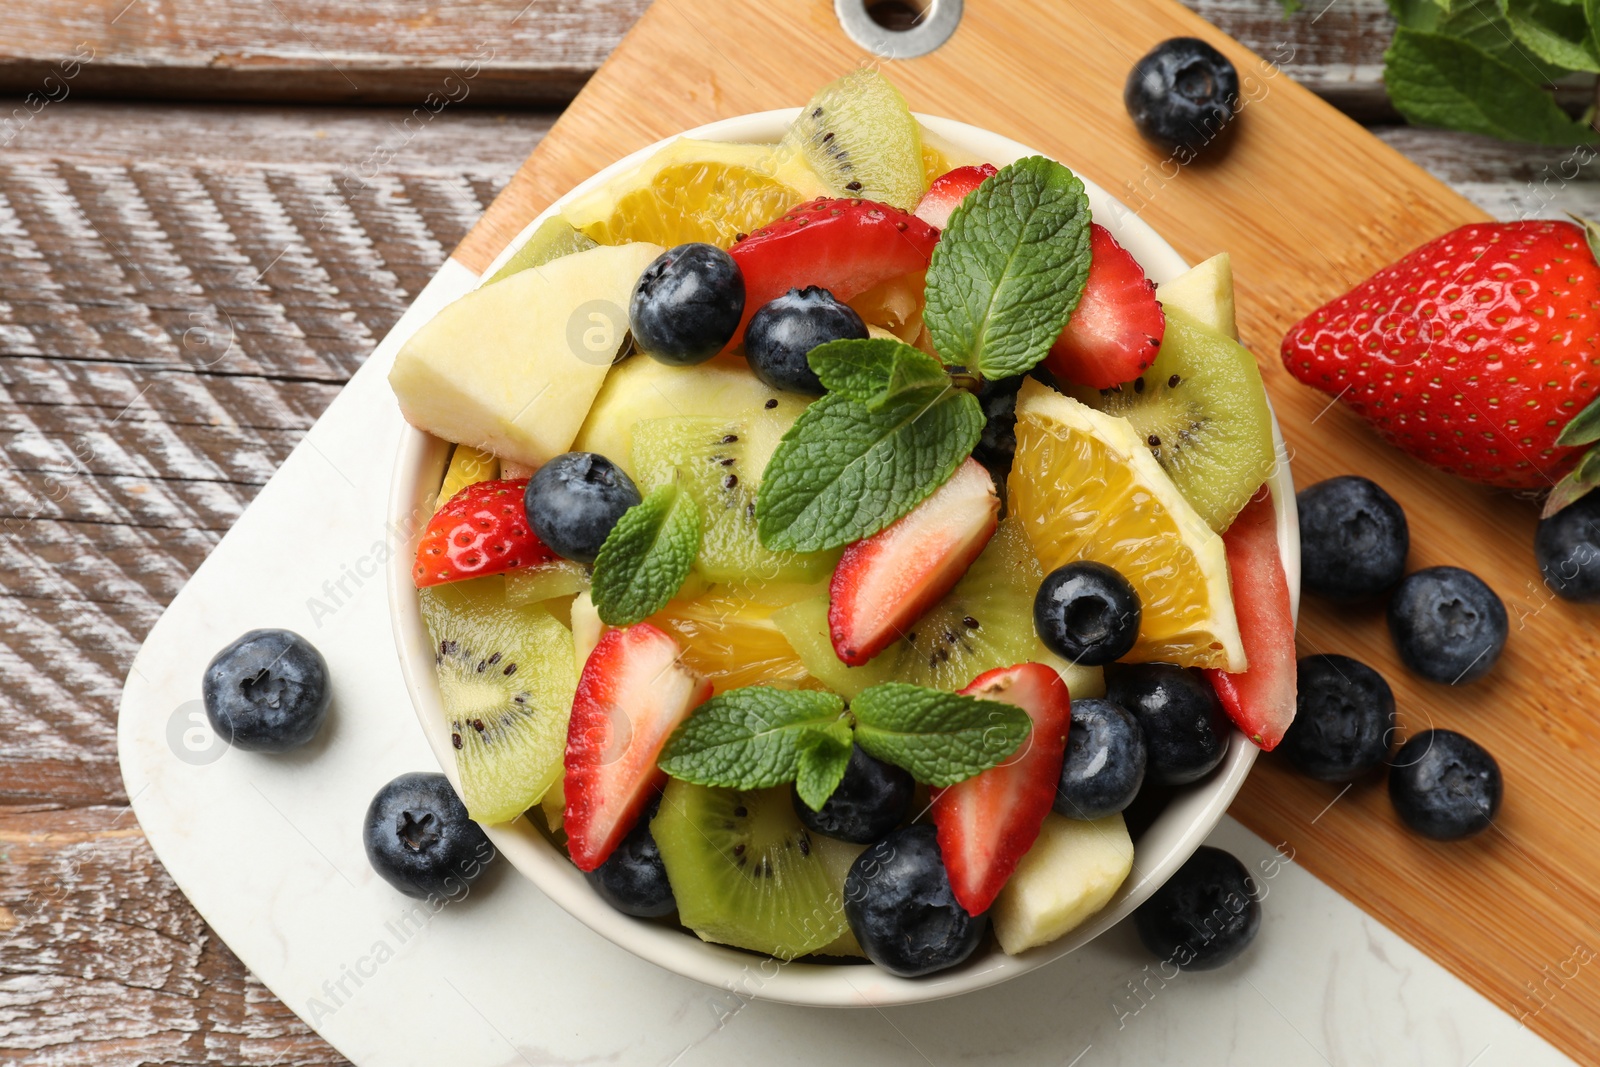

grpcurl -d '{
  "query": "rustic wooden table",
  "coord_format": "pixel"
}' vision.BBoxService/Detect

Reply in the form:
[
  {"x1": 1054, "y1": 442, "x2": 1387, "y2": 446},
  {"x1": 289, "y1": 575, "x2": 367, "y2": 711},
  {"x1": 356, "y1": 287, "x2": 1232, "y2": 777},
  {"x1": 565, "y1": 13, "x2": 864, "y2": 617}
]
[{"x1": 2, "y1": 2, "x2": 1595, "y2": 1063}]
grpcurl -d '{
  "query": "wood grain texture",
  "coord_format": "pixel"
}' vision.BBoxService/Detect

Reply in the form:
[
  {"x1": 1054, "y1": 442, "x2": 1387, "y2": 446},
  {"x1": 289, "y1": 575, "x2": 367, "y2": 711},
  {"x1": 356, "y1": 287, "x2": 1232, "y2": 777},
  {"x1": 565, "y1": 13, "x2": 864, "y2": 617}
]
[
  {"x1": 1, "y1": 101, "x2": 549, "y2": 1066},
  {"x1": 0, "y1": 0, "x2": 1429, "y2": 116},
  {"x1": 442, "y1": 0, "x2": 1600, "y2": 1061}
]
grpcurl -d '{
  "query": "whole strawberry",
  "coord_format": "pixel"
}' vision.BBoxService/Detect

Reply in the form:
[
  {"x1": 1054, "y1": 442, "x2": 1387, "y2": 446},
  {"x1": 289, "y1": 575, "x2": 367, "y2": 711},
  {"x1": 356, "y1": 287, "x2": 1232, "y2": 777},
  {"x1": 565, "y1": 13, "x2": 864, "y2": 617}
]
[{"x1": 1281, "y1": 219, "x2": 1600, "y2": 504}]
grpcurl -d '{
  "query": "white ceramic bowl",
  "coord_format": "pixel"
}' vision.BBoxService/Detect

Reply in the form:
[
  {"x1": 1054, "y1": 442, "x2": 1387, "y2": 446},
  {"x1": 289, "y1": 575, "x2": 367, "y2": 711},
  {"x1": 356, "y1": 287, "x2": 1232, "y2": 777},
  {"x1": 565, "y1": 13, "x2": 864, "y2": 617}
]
[{"x1": 389, "y1": 110, "x2": 1300, "y2": 1008}]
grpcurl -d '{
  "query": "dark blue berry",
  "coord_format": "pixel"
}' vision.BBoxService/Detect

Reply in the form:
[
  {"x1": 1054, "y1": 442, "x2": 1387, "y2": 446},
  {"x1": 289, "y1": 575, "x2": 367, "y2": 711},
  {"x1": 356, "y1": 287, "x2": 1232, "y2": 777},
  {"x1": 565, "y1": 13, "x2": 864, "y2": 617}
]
[
  {"x1": 524, "y1": 452, "x2": 641, "y2": 563},
  {"x1": 1387, "y1": 566, "x2": 1507, "y2": 685},
  {"x1": 1389, "y1": 729, "x2": 1502, "y2": 840},
  {"x1": 629, "y1": 243, "x2": 745, "y2": 366},
  {"x1": 588, "y1": 793, "x2": 674, "y2": 917},
  {"x1": 1124, "y1": 38, "x2": 1241, "y2": 154},
  {"x1": 1055, "y1": 698, "x2": 1146, "y2": 820},
  {"x1": 1297, "y1": 476, "x2": 1409, "y2": 602},
  {"x1": 363, "y1": 772, "x2": 496, "y2": 899},
  {"x1": 844, "y1": 824, "x2": 988, "y2": 978},
  {"x1": 202, "y1": 629, "x2": 330, "y2": 752},
  {"x1": 1034, "y1": 561, "x2": 1141, "y2": 667},
  {"x1": 1535, "y1": 490, "x2": 1600, "y2": 602},
  {"x1": 973, "y1": 375, "x2": 1021, "y2": 474},
  {"x1": 1280, "y1": 655, "x2": 1394, "y2": 782},
  {"x1": 794, "y1": 744, "x2": 914, "y2": 844},
  {"x1": 1134, "y1": 846, "x2": 1260, "y2": 970},
  {"x1": 743, "y1": 286, "x2": 867, "y2": 394},
  {"x1": 1106, "y1": 663, "x2": 1228, "y2": 786}
]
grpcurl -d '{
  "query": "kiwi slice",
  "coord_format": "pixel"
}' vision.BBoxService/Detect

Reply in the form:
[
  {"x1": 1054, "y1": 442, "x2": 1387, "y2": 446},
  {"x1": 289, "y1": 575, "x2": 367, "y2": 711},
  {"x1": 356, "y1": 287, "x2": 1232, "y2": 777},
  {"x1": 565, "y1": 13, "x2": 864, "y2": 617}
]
[
  {"x1": 487, "y1": 216, "x2": 598, "y2": 284},
  {"x1": 651, "y1": 780, "x2": 848, "y2": 959},
  {"x1": 1078, "y1": 306, "x2": 1275, "y2": 532},
  {"x1": 503, "y1": 560, "x2": 590, "y2": 606},
  {"x1": 420, "y1": 578, "x2": 577, "y2": 824},
  {"x1": 632, "y1": 414, "x2": 839, "y2": 584},
  {"x1": 772, "y1": 521, "x2": 1106, "y2": 698},
  {"x1": 782, "y1": 69, "x2": 925, "y2": 211}
]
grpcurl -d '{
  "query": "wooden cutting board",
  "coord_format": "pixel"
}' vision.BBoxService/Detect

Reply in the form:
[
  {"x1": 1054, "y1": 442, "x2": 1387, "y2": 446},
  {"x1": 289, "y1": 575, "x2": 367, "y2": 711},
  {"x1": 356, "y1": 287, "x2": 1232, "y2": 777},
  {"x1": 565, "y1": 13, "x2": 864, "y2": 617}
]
[{"x1": 448, "y1": 0, "x2": 1600, "y2": 1058}]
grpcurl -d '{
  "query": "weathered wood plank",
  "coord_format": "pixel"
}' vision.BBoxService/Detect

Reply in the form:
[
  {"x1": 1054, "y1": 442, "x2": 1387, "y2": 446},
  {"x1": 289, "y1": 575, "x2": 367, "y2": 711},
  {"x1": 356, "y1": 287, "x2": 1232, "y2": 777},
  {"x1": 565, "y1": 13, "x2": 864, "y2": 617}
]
[{"x1": 0, "y1": 0, "x2": 1400, "y2": 113}]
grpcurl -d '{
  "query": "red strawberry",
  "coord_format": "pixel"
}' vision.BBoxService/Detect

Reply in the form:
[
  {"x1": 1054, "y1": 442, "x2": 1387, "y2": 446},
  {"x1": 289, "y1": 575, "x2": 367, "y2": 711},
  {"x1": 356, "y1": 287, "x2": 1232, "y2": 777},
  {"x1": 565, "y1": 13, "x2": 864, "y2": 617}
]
[
  {"x1": 728, "y1": 197, "x2": 940, "y2": 347},
  {"x1": 564, "y1": 624, "x2": 711, "y2": 871},
  {"x1": 915, "y1": 164, "x2": 998, "y2": 229},
  {"x1": 1044, "y1": 223, "x2": 1165, "y2": 390},
  {"x1": 1281, "y1": 219, "x2": 1600, "y2": 496},
  {"x1": 412, "y1": 478, "x2": 554, "y2": 588},
  {"x1": 931, "y1": 662, "x2": 1071, "y2": 915},
  {"x1": 828, "y1": 458, "x2": 999, "y2": 666},
  {"x1": 1203, "y1": 486, "x2": 1296, "y2": 750}
]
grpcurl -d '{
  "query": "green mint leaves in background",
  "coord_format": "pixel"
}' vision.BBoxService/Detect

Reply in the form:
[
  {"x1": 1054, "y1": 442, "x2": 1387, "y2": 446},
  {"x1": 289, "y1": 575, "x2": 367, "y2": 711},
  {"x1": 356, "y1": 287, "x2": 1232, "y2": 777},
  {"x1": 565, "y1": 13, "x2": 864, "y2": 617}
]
[
  {"x1": 1276, "y1": 0, "x2": 1600, "y2": 145},
  {"x1": 657, "y1": 682, "x2": 1032, "y2": 807},
  {"x1": 591, "y1": 481, "x2": 699, "y2": 626},
  {"x1": 924, "y1": 156, "x2": 1093, "y2": 380}
]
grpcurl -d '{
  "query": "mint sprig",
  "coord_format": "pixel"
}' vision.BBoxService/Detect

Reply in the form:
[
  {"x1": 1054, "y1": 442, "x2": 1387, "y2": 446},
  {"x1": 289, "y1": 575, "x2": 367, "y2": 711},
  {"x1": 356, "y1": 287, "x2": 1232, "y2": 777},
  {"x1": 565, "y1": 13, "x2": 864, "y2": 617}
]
[
  {"x1": 659, "y1": 687, "x2": 847, "y2": 790},
  {"x1": 655, "y1": 680, "x2": 1033, "y2": 803},
  {"x1": 851, "y1": 683, "x2": 1031, "y2": 788},
  {"x1": 808, "y1": 337, "x2": 950, "y2": 411},
  {"x1": 755, "y1": 383, "x2": 982, "y2": 553},
  {"x1": 923, "y1": 156, "x2": 1093, "y2": 380},
  {"x1": 591, "y1": 481, "x2": 700, "y2": 626}
]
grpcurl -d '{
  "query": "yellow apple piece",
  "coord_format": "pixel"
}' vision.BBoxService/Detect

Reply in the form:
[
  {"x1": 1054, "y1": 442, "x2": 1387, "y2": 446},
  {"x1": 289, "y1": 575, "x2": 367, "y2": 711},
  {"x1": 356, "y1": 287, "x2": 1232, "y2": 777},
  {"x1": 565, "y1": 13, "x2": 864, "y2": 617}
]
[
  {"x1": 389, "y1": 242, "x2": 664, "y2": 468},
  {"x1": 991, "y1": 812, "x2": 1135, "y2": 955},
  {"x1": 1156, "y1": 252, "x2": 1236, "y2": 340}
]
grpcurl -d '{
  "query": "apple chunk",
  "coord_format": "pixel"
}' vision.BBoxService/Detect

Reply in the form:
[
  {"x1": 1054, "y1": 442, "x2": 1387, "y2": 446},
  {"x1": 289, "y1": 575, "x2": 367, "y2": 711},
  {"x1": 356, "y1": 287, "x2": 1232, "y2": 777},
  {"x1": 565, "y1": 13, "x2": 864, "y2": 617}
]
[
  {"x1": 1156, "y1": 252, "x2": 1236, "y2": 340},
  {"x1": 389, "y1": 241, "x2": 664, "y2": 468}
]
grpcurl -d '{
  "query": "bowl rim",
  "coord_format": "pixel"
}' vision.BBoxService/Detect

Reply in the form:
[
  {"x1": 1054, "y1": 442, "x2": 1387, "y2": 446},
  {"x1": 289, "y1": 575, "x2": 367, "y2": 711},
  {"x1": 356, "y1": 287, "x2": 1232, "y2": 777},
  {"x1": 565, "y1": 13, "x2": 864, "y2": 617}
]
[{"x1": 387, "y1": 109, "x2": 1298, "y2": 1008}]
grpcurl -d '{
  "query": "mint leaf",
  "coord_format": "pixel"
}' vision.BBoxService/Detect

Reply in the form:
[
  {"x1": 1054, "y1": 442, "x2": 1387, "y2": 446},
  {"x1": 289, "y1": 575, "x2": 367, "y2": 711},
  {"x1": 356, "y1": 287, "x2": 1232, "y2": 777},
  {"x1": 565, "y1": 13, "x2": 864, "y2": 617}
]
[
  {"x1": 1391, "y1": 1, "x2": 1577, "y2": 84},
  {"x1": 807, "y1": 337, "x2": 950, "y2": 412},
  {"x1": 755, "y1": 387, "x2": 983, "y2": 553},
  {"x1": 924, "y1": 156, "x2": 1093, "y2": 380},
  {"x1": 793, "y1": 721, "x2": 855, "y2": 810},
  {"x1": 1505, "y1": 0, "x2": 1600, "y2": 72},
  {"x1": 591, "y1": 482, "x2": 700, "y2": 626},
  {"x1": 658, "y1": 687, "x2": 847, "y2": 789},
  {"x1": 1384, "y1": 28, "x2": 1597, "y2": 144},
  {"x1": 851, "y1": 683, "x2": 1030, "y2": 787}
]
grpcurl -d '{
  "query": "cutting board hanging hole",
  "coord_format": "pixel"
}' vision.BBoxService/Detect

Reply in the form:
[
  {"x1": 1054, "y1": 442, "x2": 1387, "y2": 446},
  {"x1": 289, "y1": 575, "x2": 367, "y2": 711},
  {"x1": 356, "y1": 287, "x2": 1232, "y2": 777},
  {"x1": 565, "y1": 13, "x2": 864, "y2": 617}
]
[{"x1": 834, "y1": 0, "x2": 961, "y2": 58}]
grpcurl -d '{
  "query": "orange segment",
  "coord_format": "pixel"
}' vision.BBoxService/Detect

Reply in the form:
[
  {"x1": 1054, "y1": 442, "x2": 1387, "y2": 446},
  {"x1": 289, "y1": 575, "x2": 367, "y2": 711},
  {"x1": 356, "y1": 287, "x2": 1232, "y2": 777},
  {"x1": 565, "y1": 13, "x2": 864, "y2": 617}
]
[{"x1": 1006, "y1": 379, "x2": 1245, "y2": 671}]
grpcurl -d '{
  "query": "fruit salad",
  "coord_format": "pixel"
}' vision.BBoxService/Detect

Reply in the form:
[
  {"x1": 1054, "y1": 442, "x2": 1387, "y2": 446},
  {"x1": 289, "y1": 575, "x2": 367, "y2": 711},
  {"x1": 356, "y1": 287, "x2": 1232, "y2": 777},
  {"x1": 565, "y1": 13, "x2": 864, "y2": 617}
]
[{"x1": 388, "y1": 69, "x2": 1294, "y2": 978}]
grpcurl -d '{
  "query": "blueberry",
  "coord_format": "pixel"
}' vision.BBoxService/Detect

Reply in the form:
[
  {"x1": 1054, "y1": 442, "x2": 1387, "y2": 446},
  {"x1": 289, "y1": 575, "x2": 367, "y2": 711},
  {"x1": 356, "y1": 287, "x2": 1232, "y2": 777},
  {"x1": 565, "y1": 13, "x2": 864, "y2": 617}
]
[
  {"x1": 1387, "y1": 566, "x2": 1507, "y2": 685},
  {"x1": 1034, "y1": 561, "x2": 1142, "y2": 667},
  {"x1": 363, "y1": 772, "x2": 496, "y2": 899},
  {"x1": 844, "y1": 824, "x2": 988, "y2": 977},
  {"x1": 524, "y1": 452, "x2": 641, "y2": 563},
  {"x1": 1105, "y1": 663, "x2": 1228, "y2": 786},
  {"x1": 973, "y1": 375, "x2": 1021, "y2": 474},
  {"x1": 1297, "y1": 476, "x2": 1409, "y2": 602},
  {"x1": 202, "y1": 628, "x2": 330, "y2": 752},
  {"x1": 1389, "y1": 729, "x2": 1502, "y2": 840},
  {"x1": 1535, "y1": 490, "x2": 1600, "y2": 602},
  {"x1": 1134, "y1": 846, "x2": 1260, "y2": 971},
  {"x1": 629, "y1": 243, "x2": 745, "y2": 366},
  {"x1": 588, "y1": 793, "x2": 674, "y2": 917},
  {"x1": 1124, "y1": 38, "x2": 1241, "y2": 155},
  {"x1": 744, "y1": 286, "x2": 867, "y2": 395},
  {"x1": 794, "y1": 744, "x2": 914, "y2": 844},
  {"x1": 1054, "y1": 698, "x2": 1147, "y2": 820},
  {"x1": 1280, "y1": 655, "x2": 1395, "y2": 782}
]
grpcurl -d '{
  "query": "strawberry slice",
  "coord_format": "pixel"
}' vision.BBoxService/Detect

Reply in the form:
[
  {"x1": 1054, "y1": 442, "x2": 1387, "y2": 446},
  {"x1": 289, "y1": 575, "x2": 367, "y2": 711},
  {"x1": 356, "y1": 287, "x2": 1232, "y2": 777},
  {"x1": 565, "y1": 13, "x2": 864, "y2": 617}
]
[
  {"x1": 412, "y1": 478, "x2": 555, "y2": 588},
  {"x1": 931, "y1": 662, "x2": 1071, "y2": 915},
  {"x1": 728, "y1": 197, "x2": 939, "y2": 348},
  {"x1": 914, "y1": 164, "x2": 998, "y2": 229},
  {"x1": 1204, "y1": 486, "x2": 1296, "y2": 749},
  {"x1": 564, "y1": 624, "x2": 711, "y2": 871},
  {"x1": 1044, "y1": 223, "x2": 1165, "y2": 390},
  {"x1": 828, "y1": 458, "x2": 999, "y2": 666}
]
